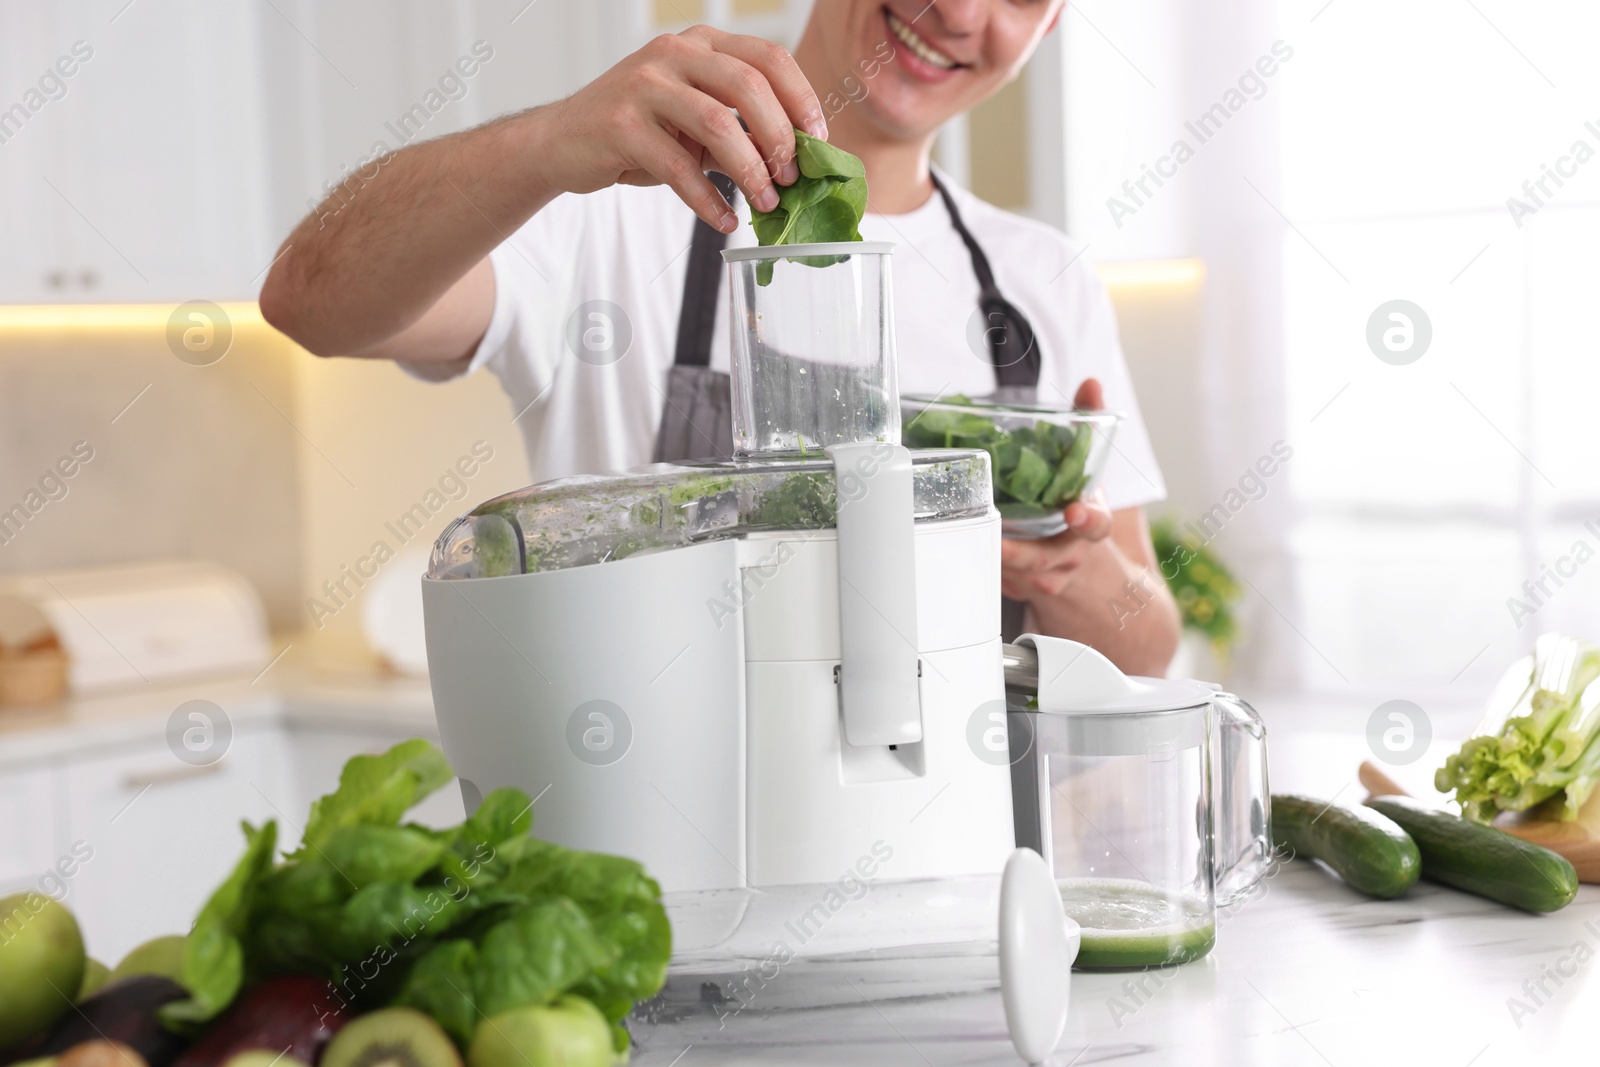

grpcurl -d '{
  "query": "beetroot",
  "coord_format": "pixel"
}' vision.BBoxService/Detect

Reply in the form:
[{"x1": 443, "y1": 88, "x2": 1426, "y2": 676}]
[{"x1": 172, "y1": 977, "x2": 345, "y2": 1067}]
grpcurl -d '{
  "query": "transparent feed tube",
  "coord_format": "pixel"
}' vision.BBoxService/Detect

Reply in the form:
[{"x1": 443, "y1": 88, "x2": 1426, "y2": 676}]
[{"x1": 722, "y1": 242, "x2": 899, "y2": 457}]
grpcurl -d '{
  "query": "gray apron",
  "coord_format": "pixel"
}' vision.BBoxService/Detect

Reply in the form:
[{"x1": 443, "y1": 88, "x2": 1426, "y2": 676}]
[{"x1": 652, "y1": 171, "x2": 1044, "y2": 638}]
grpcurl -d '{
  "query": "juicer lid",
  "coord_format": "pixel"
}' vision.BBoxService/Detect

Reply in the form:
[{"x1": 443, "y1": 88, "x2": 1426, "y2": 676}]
[
  {"x1": 427, "y1": 451, "x2": 993, "y2": 581},
  {"x1": 1014, "y1": 634, "x2": 1217, "y2": 714}
]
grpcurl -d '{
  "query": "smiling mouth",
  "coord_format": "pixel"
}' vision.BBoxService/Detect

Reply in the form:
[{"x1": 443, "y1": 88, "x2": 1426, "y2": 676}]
[{"x1": 884, "y1": 7, "x2": 964, "y2": 71}]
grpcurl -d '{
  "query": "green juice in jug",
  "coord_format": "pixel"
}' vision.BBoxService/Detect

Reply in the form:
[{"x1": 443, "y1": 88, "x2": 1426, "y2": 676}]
[{"x1": 1058, "y1": 877, "x2": 1216, "y2": 969}]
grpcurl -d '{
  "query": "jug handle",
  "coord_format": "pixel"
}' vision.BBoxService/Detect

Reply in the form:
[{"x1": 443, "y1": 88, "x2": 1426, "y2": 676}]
[{"x1": 1211, "y1": 693, "x2": 1272, "y2": 908}]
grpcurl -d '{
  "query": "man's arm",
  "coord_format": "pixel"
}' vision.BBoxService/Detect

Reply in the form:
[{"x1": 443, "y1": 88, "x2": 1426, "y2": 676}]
[{"x1": 259, "y1": 28, "x2": 827, "y2": 364}]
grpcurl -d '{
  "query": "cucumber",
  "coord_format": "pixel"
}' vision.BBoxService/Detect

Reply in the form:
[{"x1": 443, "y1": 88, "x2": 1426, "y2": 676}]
[
  {"x1": 1365, "y1": 796, "x2": 1578, "y2": 913},
  {"x1": 1271, "y1": 793, "x2": 1420, "y2": 899}
]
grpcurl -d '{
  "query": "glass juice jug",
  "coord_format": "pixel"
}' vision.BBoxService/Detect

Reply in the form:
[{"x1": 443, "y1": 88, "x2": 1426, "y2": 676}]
[{"x1": 1005, "y1": 635, "x2": 1271, "y2": 969}]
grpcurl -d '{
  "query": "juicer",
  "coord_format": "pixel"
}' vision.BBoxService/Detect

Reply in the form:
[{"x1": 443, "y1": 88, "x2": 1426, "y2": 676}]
[{"x1": 420, "y1": 241, "x2": 1016, "y2": 893}]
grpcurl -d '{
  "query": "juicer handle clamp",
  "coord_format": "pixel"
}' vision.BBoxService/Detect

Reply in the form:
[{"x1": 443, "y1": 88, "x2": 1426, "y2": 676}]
[{"x1": 827, "y1": 441, "x2": 923, "y2": 747}]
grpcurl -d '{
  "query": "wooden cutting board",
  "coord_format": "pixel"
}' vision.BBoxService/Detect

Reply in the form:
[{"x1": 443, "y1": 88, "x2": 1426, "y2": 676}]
[{"x1": 1359, "y1": 760, "x2": 1600, "y2": 883}]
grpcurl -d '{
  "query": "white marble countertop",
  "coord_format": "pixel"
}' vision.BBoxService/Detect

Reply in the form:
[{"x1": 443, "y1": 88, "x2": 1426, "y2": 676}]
[
  {"x1": 6, "y1": 675, "x2": 1593, "y2": 1062},
  {"x1": 625, "y1": 702, "x2": 1600, "y2": 1065},
  {"x1": 0, "y1": 660, "x2": 439, "y2": 768}
]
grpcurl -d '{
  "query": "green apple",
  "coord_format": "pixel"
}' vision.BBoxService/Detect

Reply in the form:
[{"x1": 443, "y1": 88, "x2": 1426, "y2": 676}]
[
  {"x1": 468, "y1": 997, "x2": 614, "y2": 1067},
  {"x1": 110, "y1": 935, "x2": 186, "y2": 984},
  {"x1": 0, "y1": 892, "x2": 87, "y2": 1048},
  {"x1": 76, "y1": 958, "x2": 110, "y2": 1001}
]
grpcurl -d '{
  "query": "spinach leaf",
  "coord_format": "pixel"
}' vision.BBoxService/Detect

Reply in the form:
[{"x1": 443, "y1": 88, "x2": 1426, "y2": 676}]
[
  {"x1": 749, "y1": 131, "x2": 868, "y2": 285},
  {"x1": 394, "y1": 940, "x2": 480, "y2": 1046},
  {"x1": 320, "y1": 825, "x2": 447, "y2": 887},
  {"x1": 340, "y1": 881, "x2": 467, "y2": 949},
  {"x1": 295, "y1": 737, "x2": 452, "y2": 857},
  {"x1": 161, "y1": 820, "x2": 277, "y2": 1027},
  {"x1": 458, "y1": 786, "x2": 534, "y2": 849},
  {"x1": 473, "y1": 900, "x2": 617, "y2": 1017}
]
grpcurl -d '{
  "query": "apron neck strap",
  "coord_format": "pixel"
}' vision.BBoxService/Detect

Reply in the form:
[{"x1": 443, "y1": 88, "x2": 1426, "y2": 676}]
[{"x1": 929, "y1": 170, "x2": 1041, "y2": 390}]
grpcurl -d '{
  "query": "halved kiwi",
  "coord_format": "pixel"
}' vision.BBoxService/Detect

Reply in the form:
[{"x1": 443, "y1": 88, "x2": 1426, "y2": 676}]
[
  {"x1": 220, "y1": 1053, "x2": 310, "y2": 1067},
  {"x1": 320, "y1": 1009, "x2": 461, "y2": 1067}
]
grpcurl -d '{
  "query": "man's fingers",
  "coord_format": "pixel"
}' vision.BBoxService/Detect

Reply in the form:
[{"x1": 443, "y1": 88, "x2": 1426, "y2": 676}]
[
  {"x1": 709, "y1": 31, "x2": 828, "y2": 140},
  {"x1": 1000, "y1": 537, "x2": 1055, "y2": 572},
  {"x1": 1033, "y1": 571, "x2": 1074, "y2": 598},
  {"x1": 1073, "y1": 377, "x2": 1104, "y2": 411},
  {"x1": 1063, "y1": 492, "x2": 1114, "y2": 541},
  {"x1": 648, "y1": 81, "x2": 778, "y2": 212},
  {"x1": 681, "y1": 53, "x2": 799, "y2": 190},
  {"x1": 630, "y1": 127, "x2": 740, "y2": 232}
]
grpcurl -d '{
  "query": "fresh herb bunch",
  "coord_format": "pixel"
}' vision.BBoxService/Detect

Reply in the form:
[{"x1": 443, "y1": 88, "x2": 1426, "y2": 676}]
[
  {"x1": 1150, "y1": 519, "x2": 1241, "y2": 656},
  {"x1": 1436, "y1": 634, "x2": 1600, "y2": 823},
  {"x1": 749, "y1": 131, "x2": 867, "y2": 285},
  {"x1": 162, "y1": 739, "x2": 669, "y2": 1056},
  {"x1": 903, "y1": 397, "x2": 1095, "y2": 517}
]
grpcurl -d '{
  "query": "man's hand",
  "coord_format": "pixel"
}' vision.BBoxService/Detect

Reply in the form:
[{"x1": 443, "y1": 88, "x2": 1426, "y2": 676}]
[
  {"x1": 998, "y1": 378, "x2": 1113, "y2": 599},
  {"x1": 538, "y1": 28, "x2": 828, "y2": 231},
  {"x1": 998, "y1": 377, "x2": 1181, "y2": 676}
]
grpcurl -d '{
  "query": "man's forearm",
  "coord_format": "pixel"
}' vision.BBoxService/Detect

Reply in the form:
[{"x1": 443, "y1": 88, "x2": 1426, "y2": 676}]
[
  {"x1": 260, "y1": 107, "x2": 560, "y2": 360},
  {"x1": 1026, "y1": 540, "x2": 1181, "y2": 677}
]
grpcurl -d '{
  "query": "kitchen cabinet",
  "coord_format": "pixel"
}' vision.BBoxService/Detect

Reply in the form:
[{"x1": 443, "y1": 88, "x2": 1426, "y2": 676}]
[
  {"x1": 0, "y1": 693, "x2": 449, "y2": 964},
  {"x1": 62, "y1": 725, "x2": 290, "y2": 963},
  {"x1": 0, "y1": 1, "x2": 274, "y2": 304},
  {"x1": 0, "y1": 764, "x2": 64, "y2": 897}
]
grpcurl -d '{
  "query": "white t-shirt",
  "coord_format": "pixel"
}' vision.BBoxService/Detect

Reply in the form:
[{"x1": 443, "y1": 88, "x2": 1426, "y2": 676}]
[{"x1": 446, "y1": 173, "x2": 1166, "y2": 511}]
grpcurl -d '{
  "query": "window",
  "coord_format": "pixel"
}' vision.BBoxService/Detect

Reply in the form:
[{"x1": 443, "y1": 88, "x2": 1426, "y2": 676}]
[{"x1": 1277, "y1": 0, "x2": 1600, "y2": 692}]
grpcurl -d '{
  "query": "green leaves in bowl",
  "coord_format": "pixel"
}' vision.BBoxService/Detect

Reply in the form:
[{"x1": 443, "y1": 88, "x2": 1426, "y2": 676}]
[
  {"x1": 903, "y1": 397, "x2": 1096, "y2": 515},
  {"x1": 748, "y1": 131, "x2": 868, "y2": 285}
]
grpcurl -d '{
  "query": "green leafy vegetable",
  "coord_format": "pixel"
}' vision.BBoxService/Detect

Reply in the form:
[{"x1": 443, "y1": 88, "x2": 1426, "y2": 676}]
[
  {"x1": 160, "y1": 740, "x2": 670, "y2": 1058},
  {"x1": 1436, "y1": 634, "x2": 1600, "y2": 822},
  {"x1": 296, "y1": 738, "x2": 453, "y2": 857},
  {"x1": 162, "y1": 820, "x2": 277, "y2": 1027},
  {"x1": 473, "y1": 900, "x2": 616, "y2": 1018},
  {"x1": 394, "y1": 940, "x2": 479, "y2": 1046},
  {"x1": 903, "y1": 396, "x2": 1096, "y2": 512},
  {"x1": 749, "y1": 131, "x2": 868, "y2": 285}
]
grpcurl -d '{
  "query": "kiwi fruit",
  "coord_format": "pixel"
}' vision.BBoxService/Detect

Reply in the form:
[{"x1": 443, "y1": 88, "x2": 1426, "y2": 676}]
[
  {"x1": 467, "y1": 999, "x2": 614, "y2": 1067},
  {"x1": 219, "y1": 1053, "x2": 310, "y2": 1067},
  {"x1": 77, "y1": 959, "x2": 111, "y2": 1001},
  {"x1": 109, "y1": 937, "x2": 186, "y2": 984},
  {"x1": 320, "y1": 1008, "x2": 461, "y2": 1067},
  {"x1": 0, "y1": 892, "x2": 87, "y2": 1048}
]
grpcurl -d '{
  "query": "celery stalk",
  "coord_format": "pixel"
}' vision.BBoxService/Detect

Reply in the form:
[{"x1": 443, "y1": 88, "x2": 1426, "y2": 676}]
[{"x1": 1435, "y1": 634, "x2": 1600, "y2": 823}]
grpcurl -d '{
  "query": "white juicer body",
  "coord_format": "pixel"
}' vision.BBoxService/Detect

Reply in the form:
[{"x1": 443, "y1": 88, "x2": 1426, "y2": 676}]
[{"x1": 421, "y1": 508, "x2": 1014, "y2": 892}]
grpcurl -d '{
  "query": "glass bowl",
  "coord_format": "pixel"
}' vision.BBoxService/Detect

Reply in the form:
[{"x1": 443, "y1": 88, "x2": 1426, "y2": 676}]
[{"x1": 901, "y1": 393, "x2": 1123, "y2": 539}]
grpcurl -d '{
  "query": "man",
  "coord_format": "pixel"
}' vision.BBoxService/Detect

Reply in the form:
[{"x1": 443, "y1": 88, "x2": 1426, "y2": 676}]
[{"x1": 260, "y1": 0, "x2": 1181, "y2": 674}]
